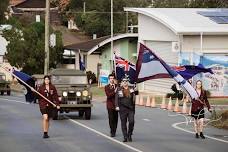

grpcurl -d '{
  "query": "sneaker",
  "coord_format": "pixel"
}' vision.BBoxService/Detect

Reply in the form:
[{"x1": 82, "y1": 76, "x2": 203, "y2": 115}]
[
  {"x1": 195, "y1": 133, "x2": 199, "y2": 139},
  {"x1": 110, "y1": 133, "x2": 115, "y2": 137},
  {"x1": 123, "y1": 138, "x2": 128, "y2": 142},
  {"x1": 128, "y1": 135, "x2": 132, "y2": 142},
  {"x1": 43, "y1": 134, "x2": 49, "y2": 139},
  {"x1": 200, "y1": 132, "x2": 205, "y2": 139}
]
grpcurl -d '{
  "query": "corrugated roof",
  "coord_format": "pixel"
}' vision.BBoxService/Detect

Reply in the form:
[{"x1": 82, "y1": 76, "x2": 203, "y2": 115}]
[
  {"x1": 9, "y1": 0, "x2": 26, "y2": 6},
  {"x1": 64, "y1": 36, "x2": 110, "y2": 52},
  {"x1": 124, "y1": 8, "x2": 228, "y2": 35},
  {"x1": 15, "y1": 0, "x2": 56, "y2": 8},
  {"x1": 64, "y1": 33, "x2": 138, "y2": 55}
]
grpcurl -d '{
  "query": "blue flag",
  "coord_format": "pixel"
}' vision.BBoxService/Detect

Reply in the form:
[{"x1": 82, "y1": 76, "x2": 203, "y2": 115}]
[
  {"x1": 13, "y1": 69, "x2": 35, "y2": 103},
  {"x1": 79, "y1": 52, "x2": 85, "y2": 71},
  {"x1": 173, "y1": 64, "x2": 213, "y2": 80},
  {"x1": 115, "y1": 55, "x2": 136, "y2": 84},
  {"x1": 136, "y1": 43, "x2": 199, "y2": 100}
]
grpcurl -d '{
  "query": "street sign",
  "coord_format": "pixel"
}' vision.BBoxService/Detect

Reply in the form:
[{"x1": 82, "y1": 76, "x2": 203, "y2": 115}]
[{"x1": 50, "y1": 33, "x2": 56, "y2": 47}]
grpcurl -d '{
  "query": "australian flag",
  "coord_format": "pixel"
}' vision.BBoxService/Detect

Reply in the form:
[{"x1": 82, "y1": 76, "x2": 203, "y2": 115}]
[
  {"x1": 12, "y1": 69, "x2": 35, "y2": 103},
  {"x1": 115, "y1": 55, "x2": 136, "y2": 84},
  {"x1": 136, "y1": 43, "x2": 199, "y2": 100},
  {"x1": 172, "y1": 64, "x2": 213, "y2": 80},
  {"x1": 79, "y1": 52, "x2": 85, "y2": 71}
]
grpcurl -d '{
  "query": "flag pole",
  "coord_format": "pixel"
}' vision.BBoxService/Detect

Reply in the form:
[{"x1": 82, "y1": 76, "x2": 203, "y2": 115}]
[
  {"x1": 1, "y1": 67, "x2": 57, "y2": 107},
  {"x1": 113, "y1": 52, "x2": 116, "y2": 76}
]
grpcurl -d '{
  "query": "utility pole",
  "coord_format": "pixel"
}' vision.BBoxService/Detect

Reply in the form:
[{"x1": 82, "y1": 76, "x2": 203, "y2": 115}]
[
  {"x1": 44, "y1": 0, "x2": 50, "y2": 75},
  {"x1": 83, "y1": 1, "x2": 86, "y2": 14}
]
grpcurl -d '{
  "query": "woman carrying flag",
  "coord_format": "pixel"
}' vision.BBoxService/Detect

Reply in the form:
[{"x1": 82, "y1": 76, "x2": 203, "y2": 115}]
[
  {"x1": 191, "y1": 80, "x2": 211, "y2": 139},
  {"x1": 37, "y1": 75, "x2": 60, "y2": 138}
]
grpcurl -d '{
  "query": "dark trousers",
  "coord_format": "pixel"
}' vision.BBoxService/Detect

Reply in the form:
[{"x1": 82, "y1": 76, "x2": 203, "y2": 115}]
[
  {"x1": 119, "y1": 109, "x2": 135, "y2": 138},
  {"x1": 107, "y1": 109, "x2": 118, "y2": 135}
]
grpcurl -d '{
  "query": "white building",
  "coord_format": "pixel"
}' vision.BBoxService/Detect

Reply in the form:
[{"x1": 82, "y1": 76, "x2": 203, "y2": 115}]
[
  {"x1": 124, "y1": 8, "x2": 228, "y2": 97},
  {"x1": 0, "y1": 25, "x2": 14, "y2": 81}
]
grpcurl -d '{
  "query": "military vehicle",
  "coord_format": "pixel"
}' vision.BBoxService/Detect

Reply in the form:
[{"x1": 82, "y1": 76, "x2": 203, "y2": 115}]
[
  {"x1": 50, "y1": 69, "x2": 92, "y2": 120},
  {"x1": 0, "y1": 72, "x2": 11, "y2": 95}
]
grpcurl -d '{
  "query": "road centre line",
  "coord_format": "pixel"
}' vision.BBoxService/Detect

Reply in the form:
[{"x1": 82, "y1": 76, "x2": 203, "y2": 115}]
[
  {"x1": 172, "y1": 121, "x2": 228, "y2": 144},
  {"x1": 67, "y1": 117, "x2": 143, "y2": 152}
]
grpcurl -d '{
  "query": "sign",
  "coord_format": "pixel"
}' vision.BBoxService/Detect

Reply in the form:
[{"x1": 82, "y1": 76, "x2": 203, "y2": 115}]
[
  {"x1": 201, "y1": 55, "x2": 228, "y2": 97},
  {"x1": 99, "y1": 69, "x2": 110, "y2": 85},
  {"x1": 50, "y1": 33, "x2": 56, "y2": 47},
  {"x1": 36, "y1": 15, "x2": 40, "y2": 22}
]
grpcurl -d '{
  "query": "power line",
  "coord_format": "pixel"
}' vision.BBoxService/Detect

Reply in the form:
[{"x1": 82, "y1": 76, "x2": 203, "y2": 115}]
[{"x1": 63, "y1": 11, "x2": 127, "y2": 14}]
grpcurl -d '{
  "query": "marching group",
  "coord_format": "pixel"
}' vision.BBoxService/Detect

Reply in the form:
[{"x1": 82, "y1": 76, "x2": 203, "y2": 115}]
[
  {"x1": 104, "y1": 74, "x2": 211, "y2": 142},
  {"x1": 35, "y1": 74, "x2": 211, "y2": 140}
]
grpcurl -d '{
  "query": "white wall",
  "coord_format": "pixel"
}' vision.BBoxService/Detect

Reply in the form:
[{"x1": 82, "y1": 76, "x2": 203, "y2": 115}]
[
  {"x1": 86, "y1": 54, "x2": 100, "y2": 76},
  {"x1": 0, "y1": 35, "x2": 7, "y2": 56},
  {"x1": 138, "y1": 14, "x2": 178, "y2": 41},
  {"x1": 182, "y1": 35, "x2": 228, "y2": 53}
]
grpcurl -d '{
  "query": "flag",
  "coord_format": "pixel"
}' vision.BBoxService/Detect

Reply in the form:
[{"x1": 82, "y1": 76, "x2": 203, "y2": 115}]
[
  {"x1": 172, "y1": 64, "x2": 213, "y2": 80},
  {"x1": 115, "y1": 55, "x2": 136, "y2": 84},
  {"x1": 136, "y1": 43, "x2": 199, "y2": 100},
  {"x1": 79, "y1": 52, "x2": 85, "y2": 71},
  {"x1": 12, "y1": 69, "x2": 35, "y2": 103}
]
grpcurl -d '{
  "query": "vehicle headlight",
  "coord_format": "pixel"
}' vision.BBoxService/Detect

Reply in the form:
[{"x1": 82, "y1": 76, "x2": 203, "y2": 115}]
[
  {"x1": 63, "y1": 91, "x2": 68, "y2": 97},
  {"x1": 76, "y1": 91, "x2": 81, "y2": 97},
  {"x1": 82, "y1": 90, "x2": 89, "y2": 96}
]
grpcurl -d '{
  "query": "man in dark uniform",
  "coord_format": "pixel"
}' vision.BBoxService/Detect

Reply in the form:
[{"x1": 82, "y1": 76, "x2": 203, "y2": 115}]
[
  {"x1": 115, "y1": 75, "x2": 138, "y2": 142},
  {"x1": 104, "y1": 74, "x2": 118, "y2": 137}
]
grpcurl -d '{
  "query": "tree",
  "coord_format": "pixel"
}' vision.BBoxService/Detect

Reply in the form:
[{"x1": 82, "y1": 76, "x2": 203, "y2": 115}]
[
  {"x1": 3, "y1": 18, "x2": 63, "y2": 75},
  {"x1": 0, "y1": 0, "x2": 9, "y2": 23},
  {"x1": 65, "y1": 0, "x2": 150, "y2": 37}
]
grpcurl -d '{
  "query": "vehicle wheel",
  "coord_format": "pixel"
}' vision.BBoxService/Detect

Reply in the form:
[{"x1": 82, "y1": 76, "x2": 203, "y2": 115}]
[
  {"x1": 79, "y1": 110, "x2": 84, "y2": 117},
  {"x1": 85, "y1": 108, "x2": 91, "y2": 120},
  {"x1": 52, "y1": 109, "x2": 58, "y2": 120},
  {"x1": 7, "y1": 91, "x2": 11, "y2": 96},
  {"x1": 1, "y1": 91, "x2": 4, "y2": 95}
]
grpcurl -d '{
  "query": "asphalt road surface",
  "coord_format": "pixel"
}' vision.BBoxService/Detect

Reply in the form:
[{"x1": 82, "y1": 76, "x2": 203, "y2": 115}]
[{"x1": 0, "y1": 93, "x2": 227, "y2": 152}]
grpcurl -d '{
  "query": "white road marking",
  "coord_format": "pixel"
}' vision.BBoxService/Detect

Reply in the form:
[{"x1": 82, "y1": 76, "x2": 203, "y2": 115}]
[
  {"x1": 172, "y1": 121, "x2": 228, "y2": 143},
  {"x1": 142, "y1": 119, "x2": 151, "y2": 122},
  {"x1": 0, "y1": 98, "x2": 29, "y2": 105},
  {"x1": 67, "y1": 117, "x2": 143, "y2": 152}
]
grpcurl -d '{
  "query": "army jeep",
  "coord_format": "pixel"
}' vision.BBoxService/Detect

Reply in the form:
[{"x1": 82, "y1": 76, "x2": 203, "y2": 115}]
[
  {"x1": 0, "y1": 72, "x2": 11, "y2": 95},
  {"x1": 50, "y1": 69, "x2": 93, "y2": 120}
]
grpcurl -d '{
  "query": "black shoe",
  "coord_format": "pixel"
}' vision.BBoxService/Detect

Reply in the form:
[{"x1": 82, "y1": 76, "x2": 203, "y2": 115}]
[
  {"x1": 200, "y1": 132, "x2": 205, "y2": 139},
  {"x1": 128, "y1": 135, "x2": 132, "y2": 142},
  {"x1": 43, "y1": 134, "x2": 49, "y2": 139},
  {"x1": 195, "y1": 133, "x2": 199, "y2": 138},
  {"x1": 123, "y1": 138, "x2": 128, "y2": 142},
  {"x1": 110, "y1": 133, "x2": 115, "y2": 137}
]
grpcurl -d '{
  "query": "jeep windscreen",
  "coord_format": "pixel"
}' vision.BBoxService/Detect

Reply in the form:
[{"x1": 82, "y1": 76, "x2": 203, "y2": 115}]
[
  {"x1": 0, "y1": 75, "x2": 5, "y2": 80},
  {"x1": 51, "y1": 76, "x2": 88, "y2": 84}
]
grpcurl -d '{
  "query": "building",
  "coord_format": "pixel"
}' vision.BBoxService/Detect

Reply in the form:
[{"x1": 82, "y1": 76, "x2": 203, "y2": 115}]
[
  {"x1": 9, "y1": 0, "x2": 60, "y2": 25},
  {"x1": 124, "y1": 8, "x2": 228, "y2": 97},
  {"x1": 0, "y1": 25, "x2": 14, "y2": 81},
  {"x1": 63, "y1": 33, "x2": 138, "y2": 85}
]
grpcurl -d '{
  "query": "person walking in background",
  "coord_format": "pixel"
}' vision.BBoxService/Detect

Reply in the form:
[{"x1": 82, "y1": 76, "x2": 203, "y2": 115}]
[
  {"x1": 105, "y1": 74, "x2": 118, "y2": 137},
  {"x1": 37, "y1": 75, "x2": 60, "y2": 138},
  {"x1": 191, "y1": 80, "x2": 211, "y2": 139},
  {"x1": 115, "y1": 76, "x2": 138, "y2": 142}
]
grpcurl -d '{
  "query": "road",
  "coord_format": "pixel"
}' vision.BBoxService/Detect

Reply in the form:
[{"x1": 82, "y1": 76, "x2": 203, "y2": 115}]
[{"x1": 0, "y1": 93, "x2": 227, "y2": 152}]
